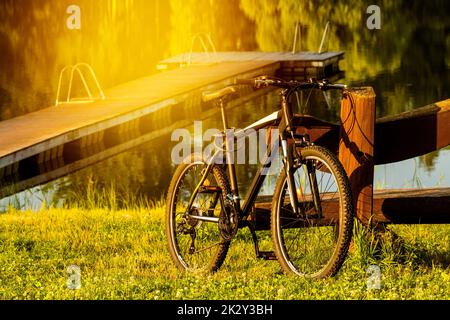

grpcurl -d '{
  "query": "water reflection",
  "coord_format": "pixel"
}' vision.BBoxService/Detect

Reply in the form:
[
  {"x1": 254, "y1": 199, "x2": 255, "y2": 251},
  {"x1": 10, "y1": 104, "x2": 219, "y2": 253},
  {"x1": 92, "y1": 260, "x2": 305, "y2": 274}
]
[
  {"x1": 0, "y1": 0, "x2": 254, "y2": 120},
  {"x1": 0, "y1": 0, "x2": 449, "y2": 208}
]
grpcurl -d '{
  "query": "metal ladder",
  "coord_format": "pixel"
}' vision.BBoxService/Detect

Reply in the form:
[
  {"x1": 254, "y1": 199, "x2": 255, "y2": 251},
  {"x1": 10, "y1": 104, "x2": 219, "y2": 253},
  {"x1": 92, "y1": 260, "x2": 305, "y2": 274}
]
[
  {"x1": 291, "y1": 21, "x2": 331, "y2": 54},
  {"x1": 55, "y1": 62, "x2": 105, "y2": 106},
  {"x1": 180, "y1": 33, "x2": 218, "y2": 68},
  {"x1": 291, "y1": 21, "x2": 333, "y2": 112}
]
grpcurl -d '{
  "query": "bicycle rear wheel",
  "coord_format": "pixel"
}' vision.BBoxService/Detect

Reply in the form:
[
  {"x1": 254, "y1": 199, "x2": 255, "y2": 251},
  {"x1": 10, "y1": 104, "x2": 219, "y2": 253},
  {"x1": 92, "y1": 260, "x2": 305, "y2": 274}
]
[
  {"x1": 271, "y1": 146, "x2": 354, "y2": 278},
  {"x1": 166, "y1": 154, "x2": 231, "y2": 272}
]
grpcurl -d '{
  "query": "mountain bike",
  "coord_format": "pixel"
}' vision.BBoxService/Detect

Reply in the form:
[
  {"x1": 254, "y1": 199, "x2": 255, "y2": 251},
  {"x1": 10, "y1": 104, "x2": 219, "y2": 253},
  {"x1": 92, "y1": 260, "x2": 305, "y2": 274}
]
[{"x1": 165, "y1": 77, "x2": 355, "y2": 278}]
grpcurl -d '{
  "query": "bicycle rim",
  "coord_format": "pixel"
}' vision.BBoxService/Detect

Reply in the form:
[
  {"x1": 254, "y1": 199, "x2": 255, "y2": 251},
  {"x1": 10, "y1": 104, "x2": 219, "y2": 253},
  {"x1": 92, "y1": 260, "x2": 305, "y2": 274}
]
[
  {"x1": 274, "y1": 152, "x2": 348, "y2": 277},
  {"x1": 168, "y1": 162, "x2": 229, "y2": 272}
]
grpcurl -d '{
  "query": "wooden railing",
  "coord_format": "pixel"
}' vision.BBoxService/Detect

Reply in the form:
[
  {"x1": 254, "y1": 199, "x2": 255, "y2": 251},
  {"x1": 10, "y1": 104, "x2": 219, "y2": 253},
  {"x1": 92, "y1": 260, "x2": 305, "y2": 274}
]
[
  {"x1": 255, "y1": 89, "x2": 450, "y2": 228},
  {"x1": 339, "y1": 88, "x2": 450, "y2": 225}
]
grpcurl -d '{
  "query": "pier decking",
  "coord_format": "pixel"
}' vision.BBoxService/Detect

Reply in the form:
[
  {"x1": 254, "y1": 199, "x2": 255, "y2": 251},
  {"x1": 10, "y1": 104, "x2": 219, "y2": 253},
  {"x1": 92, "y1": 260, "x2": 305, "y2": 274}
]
[
  {"x1": 0, "y1": 50, "x2": 347, "y2": 197},
  {"x1": 157, "y1": 51, "x2": 344, "y2": 78},
  {"x1": 0, "y1": 60, "x2": 280, "y2": 179},
  {"x1": 0, "y1": 61, "x2": 277, "y2": 167}
]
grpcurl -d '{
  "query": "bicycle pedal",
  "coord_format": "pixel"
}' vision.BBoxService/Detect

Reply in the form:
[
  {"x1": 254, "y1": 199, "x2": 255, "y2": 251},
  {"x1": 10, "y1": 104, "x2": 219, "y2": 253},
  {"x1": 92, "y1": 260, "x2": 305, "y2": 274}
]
[
  {"x1": 257, "y1": 251, "x2": 277, "y2": 261},
  {"x1": 199, "y1": 186, "x2": 221, "y2": 193}
]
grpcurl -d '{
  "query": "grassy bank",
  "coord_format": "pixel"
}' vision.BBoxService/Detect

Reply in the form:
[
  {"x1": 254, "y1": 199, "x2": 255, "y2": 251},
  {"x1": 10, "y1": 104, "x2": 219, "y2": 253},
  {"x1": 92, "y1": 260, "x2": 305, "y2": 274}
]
[{"x1": 0, "y1": 204, "x2": 449, "y2": 300}]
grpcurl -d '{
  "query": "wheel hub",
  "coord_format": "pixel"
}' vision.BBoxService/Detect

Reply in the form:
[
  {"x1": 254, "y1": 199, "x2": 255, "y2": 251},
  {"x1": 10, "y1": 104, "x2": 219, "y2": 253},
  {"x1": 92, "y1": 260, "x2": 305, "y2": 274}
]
[{"x1": 186, "y1": 208, "x2": 201, "y2": 228}]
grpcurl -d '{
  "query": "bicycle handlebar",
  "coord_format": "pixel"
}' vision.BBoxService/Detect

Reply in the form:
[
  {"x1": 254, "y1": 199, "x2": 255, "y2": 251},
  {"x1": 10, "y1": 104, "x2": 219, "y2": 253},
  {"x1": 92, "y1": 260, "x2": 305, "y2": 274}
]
[{"x1": 235, "y1": 77, "x2": 347, "y2": 91}]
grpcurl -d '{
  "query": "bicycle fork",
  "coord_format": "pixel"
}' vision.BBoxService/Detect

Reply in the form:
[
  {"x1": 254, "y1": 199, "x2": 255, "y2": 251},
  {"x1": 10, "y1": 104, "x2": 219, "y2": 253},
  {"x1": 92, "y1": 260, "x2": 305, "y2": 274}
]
[
  {"x1": 281, "y1": 137, "x2": 301, "y2": 215},
  {"x1": 281, "y1": 138, "x2": 323, "y2": 219},
  {"x1": 279, "y1": 92, "x2": 322, "y2": 218}
]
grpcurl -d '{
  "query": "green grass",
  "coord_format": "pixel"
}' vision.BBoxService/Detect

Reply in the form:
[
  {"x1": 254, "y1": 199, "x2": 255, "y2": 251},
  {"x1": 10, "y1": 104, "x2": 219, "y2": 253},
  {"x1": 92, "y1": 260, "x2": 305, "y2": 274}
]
[{"x1": 0, "y1": 203, "x2": 449, "y2": 300}]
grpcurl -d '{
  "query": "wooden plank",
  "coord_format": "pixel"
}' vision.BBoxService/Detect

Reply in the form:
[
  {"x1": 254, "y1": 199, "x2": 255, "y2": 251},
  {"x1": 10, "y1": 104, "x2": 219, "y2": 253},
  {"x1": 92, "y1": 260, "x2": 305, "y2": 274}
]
[
  {"x1": 292, "y1": 115, "x2": 339, "y2": 152},
  {"x1": 157, "y1": 51, "x2": 345, "y2": 65},
  {"x1": 253, "y1": 188, "x2": 450, "y2": 229},
  {"x1": 0, "y1": 87, "x2": 273, "y2": 198},
  {"x1": 0, "y1": 61, "x2": 279, "y2": 169},
  {"x1": 0, "y1": 124, "x2": 183, "y2": 199},
  {"x1": 372, "y1": 188, "x2": 450, "y2": 224},
  {"x1": 339, "y1": 87, "x2": 376, "y2": 224},
  {"x1": 265, "y1": 114, "x2": 339, "y2": 154},
  {"x1": 284, "y1": 99, "x2": 450, "y2": 166},
  {"x1": 374, "y1": 99, "x2": 450, "y2": 164},
  {"x1": 254, "y1": 193, "x2": 340, "y2": 228},
  {"x1": 231, "y1": 95, "x2": 449, "y2": 174}
]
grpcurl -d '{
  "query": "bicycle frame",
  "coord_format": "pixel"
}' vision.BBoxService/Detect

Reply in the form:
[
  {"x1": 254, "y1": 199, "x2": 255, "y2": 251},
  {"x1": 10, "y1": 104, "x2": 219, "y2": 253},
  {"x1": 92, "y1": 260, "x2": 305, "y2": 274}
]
[
  {"x1": 185, "y1": 87, "x2": 323, "y2": 226},
  {"x1": 184, "y1": 128, "x2": 279, "y2": 224}
]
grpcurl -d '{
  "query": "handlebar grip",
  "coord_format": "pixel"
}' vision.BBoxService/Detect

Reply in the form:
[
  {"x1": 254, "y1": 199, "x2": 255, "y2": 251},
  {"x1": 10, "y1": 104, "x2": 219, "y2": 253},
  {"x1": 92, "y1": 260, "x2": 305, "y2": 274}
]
[{"x1": 323, "y1": 83, "x2": 347, "y2": 90}]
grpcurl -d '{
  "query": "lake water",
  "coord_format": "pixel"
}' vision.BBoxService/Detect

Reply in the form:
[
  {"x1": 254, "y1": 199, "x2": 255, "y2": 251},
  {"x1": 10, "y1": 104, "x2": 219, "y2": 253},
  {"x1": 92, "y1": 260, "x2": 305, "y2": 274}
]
[{"x1": 0, "y1": 1, "x2": 449, "y2": 209}]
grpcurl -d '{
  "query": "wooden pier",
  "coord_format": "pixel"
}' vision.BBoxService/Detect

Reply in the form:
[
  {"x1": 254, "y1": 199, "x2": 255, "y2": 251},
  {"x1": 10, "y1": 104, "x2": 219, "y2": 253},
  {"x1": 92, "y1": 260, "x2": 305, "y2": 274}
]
[
  {"x1": 0, "y1": 60, "x2": 282, "y2": 195},
  {"x1": 157, "y1": 51, "x2": 344, "y2": 78},
  {"x1": 0, "y1": 50, "x2": 347, "y2": 198},
  {"x1": 0, "y1": 61, "x2": 278, "y2": 167}
]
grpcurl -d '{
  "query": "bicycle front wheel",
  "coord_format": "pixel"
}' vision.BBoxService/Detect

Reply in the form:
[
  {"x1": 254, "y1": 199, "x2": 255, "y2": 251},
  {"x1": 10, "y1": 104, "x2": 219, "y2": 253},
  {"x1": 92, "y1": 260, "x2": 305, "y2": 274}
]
[
  {"x1": 271, "y1": 146, "x2": 354, "y2": 278},
  {"x1": 166, "y1": 154, "x2": 231, "y2": 273}
]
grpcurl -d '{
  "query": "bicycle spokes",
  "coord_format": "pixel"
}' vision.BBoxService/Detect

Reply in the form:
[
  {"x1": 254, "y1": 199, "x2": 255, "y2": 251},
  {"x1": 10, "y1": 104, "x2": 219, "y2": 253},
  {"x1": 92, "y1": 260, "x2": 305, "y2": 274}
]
[
  {"x1": 166, "y1": 160, "x2": 231, "y2": 272},
  {"x1": 272, "y1": 146, "x2": 354, "y2": 278}
]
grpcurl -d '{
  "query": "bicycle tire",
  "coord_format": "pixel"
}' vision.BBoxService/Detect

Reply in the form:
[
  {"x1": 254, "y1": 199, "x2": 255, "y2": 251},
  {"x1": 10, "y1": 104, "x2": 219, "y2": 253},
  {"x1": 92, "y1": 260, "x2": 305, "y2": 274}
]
[
  {"x1": 271, "y1": 145, "x2": 354, "y2": 278},
  {"x1": 166, "y1": 153, "x2": 231, "y2": 272}
]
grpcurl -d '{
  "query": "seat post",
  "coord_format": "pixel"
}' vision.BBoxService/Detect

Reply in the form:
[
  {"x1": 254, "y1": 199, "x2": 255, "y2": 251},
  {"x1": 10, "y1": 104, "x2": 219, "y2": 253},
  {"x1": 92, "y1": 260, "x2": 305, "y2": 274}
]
[
  {"x1": 219, "y1": 99, "x2": 239, "y2": 197},
  {"x1": 219, "y1": 99, "x2": 229, "y2": 132}
]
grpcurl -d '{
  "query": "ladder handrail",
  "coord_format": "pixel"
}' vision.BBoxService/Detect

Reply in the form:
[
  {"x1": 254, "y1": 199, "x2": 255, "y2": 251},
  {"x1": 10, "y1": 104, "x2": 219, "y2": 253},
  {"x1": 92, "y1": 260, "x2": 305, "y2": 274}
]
[
  {"x1": 318, "y1": 21, "x2": 331, "y2": 54},
  {"x1": 55, "y1": 63, "x2": 105, "y2": 106},
  {"x1": 292, "y1": 22, "x2": 301, "y2": 54},
  {"x1": 55, "y1": 65, "x2": 72, "y2": 106},
  {"x1": 181, "y1": 33, "x2": 217, "y2": 67},
  {"x1": 67, "y1": 66, "x2": 93, "y2": 103},
  {"x1": 292, "y1": 21, "x2": 331, "y2": 54}
]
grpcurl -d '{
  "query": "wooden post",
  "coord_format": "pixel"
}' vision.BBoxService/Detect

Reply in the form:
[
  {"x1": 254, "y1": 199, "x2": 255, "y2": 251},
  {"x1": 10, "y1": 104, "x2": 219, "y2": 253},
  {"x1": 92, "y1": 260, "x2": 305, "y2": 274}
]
[{"x1": 339, "y1": 87, "x2": 376, "y2": 225}]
